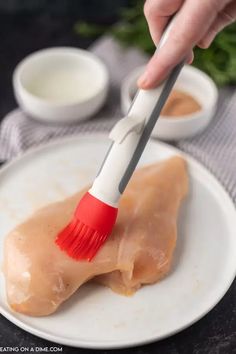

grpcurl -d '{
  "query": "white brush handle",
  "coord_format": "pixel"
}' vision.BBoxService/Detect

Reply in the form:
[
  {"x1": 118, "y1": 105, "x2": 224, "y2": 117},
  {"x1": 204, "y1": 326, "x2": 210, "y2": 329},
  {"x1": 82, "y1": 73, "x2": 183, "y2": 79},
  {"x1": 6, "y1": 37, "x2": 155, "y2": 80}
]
[{"x1": 90, "y1": 16, "x2": 183, "y2": 207}]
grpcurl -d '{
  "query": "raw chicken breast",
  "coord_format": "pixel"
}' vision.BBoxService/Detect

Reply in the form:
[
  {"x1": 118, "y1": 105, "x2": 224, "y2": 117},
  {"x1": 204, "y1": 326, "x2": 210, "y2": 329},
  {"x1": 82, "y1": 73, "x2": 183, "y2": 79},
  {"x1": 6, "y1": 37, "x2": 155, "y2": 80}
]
[{"x1": 3, "y1": 156, "x2": 188, "y2": 316}]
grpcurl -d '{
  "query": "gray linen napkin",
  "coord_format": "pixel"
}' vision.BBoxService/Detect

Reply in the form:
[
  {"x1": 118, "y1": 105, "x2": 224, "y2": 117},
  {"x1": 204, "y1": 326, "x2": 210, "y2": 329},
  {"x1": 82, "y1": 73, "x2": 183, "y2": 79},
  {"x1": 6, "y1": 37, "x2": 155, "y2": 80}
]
[
  {"x1": 0, "y1": 36, "x2": 235, "y2": 204},
  {"x1": 178, "y1": 87, "x2": 236, "y2": 203}
]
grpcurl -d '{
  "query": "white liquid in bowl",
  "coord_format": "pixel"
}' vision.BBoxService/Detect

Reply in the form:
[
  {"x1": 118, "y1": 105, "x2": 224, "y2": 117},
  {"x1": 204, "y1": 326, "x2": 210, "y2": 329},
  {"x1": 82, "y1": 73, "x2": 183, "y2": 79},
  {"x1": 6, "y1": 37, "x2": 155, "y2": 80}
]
[{"x1": 26, "y1": 67, "x2": 95, "y2": 104}]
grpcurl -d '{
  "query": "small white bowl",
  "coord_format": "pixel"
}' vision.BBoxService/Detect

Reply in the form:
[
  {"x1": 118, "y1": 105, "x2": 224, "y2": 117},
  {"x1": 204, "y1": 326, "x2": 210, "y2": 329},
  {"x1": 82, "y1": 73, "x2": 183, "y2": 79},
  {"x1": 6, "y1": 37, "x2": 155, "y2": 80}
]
[
  {"x1": 121, "y1": 65, "x2": 218, "y2": 141},
  {"x1": 13, "y1": 47, "x2": 109, "y2": 124}
]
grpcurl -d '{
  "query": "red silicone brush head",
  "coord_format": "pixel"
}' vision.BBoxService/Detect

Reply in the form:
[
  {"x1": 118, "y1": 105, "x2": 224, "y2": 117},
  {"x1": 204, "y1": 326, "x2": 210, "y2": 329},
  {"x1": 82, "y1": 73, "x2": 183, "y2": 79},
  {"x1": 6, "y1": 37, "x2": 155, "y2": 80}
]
[{"x1": 55, "y1": 192, "x2": 118, "y2": 261}]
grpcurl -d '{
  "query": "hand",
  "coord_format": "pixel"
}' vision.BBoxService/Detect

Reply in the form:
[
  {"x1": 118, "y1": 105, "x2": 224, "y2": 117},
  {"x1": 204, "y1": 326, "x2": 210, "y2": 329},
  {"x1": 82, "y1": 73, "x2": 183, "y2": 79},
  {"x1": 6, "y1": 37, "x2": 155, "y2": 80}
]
[{"x1": 138, "y1": 0, "x2": 236, "y2": 89}]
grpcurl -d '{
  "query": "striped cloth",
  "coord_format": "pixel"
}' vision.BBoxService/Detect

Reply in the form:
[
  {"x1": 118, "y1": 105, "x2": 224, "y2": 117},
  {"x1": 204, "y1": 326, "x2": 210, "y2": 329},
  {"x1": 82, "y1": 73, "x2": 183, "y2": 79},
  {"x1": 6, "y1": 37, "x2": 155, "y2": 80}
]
[
  {"x1": 178, "y1": 88, "x2": 236, "y2": 204},
  {"x1": 0, "y1": 37, "x2": 236, "y2": 204}
]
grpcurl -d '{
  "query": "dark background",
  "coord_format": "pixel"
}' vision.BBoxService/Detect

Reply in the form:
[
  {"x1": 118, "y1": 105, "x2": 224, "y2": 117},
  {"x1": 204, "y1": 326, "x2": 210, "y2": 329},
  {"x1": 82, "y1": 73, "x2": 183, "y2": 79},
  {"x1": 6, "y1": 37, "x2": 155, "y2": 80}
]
[{"x1": 0, "y1": 1, "x2": 236, "y2": 353}]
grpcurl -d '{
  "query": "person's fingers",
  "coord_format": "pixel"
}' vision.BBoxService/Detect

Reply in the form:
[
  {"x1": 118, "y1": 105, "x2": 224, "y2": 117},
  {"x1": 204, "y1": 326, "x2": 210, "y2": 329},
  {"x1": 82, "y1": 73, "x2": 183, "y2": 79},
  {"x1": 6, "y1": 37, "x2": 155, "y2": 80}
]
[
  {"x1": 138, "y1": 48, "x2": 193, "y2": 88},
  {"x1": 144, "y1": 0, "x2": 183, "y2": 45},
  {"x1": 138, "y1": 0, "x2": 229, "y2": 89},
  {"x1": 186, "y1": 50, "x2": 194, "y2": 64},
  {"x1": 198, "y1": 0, "x2": 236, "y2": 48}
]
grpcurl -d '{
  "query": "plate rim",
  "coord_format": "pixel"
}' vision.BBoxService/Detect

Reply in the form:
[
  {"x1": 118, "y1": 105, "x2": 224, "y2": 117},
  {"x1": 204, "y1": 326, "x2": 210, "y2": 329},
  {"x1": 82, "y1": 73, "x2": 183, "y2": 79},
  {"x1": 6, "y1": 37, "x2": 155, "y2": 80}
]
[{"x1": 0, "y1": 133, "x2": 236, "y2": 349}]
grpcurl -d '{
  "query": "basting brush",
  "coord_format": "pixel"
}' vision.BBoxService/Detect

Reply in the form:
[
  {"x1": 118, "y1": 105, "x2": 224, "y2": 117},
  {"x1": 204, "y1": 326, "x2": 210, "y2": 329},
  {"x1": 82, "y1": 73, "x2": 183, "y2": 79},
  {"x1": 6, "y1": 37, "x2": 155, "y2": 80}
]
[{"x1": 56, "y1": 18, "x2": 184, "y2": 261}]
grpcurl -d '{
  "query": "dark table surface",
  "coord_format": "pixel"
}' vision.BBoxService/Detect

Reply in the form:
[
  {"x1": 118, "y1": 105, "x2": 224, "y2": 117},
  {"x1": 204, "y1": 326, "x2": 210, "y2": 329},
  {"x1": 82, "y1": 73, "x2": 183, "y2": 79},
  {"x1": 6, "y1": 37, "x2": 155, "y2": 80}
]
[{"x1": 0, "y1": 12, "x2": 235, "y2": 354}]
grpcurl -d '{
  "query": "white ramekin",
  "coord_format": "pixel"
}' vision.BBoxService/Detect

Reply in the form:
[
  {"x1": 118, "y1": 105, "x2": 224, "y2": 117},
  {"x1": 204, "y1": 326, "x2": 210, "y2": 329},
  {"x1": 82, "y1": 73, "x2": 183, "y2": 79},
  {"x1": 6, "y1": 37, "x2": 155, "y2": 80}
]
[{"x1": 13, "y1": 47, "x2": 109, "y2": 124}]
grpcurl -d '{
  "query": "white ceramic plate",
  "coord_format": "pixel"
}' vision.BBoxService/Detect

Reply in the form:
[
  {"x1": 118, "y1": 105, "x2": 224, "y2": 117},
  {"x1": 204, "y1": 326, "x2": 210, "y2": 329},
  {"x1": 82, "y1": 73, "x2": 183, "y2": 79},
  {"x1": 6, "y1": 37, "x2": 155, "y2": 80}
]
[{"x1": 0, "y1": 135, "x2": 236, "y2": 349}]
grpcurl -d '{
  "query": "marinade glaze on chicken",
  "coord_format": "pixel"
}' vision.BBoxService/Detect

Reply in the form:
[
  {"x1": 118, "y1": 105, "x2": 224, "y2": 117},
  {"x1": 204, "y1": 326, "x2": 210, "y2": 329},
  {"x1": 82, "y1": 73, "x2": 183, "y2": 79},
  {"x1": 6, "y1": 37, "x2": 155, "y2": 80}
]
[{"x1": 4, "y1": 156, "x2": 188, "y2": 316}]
